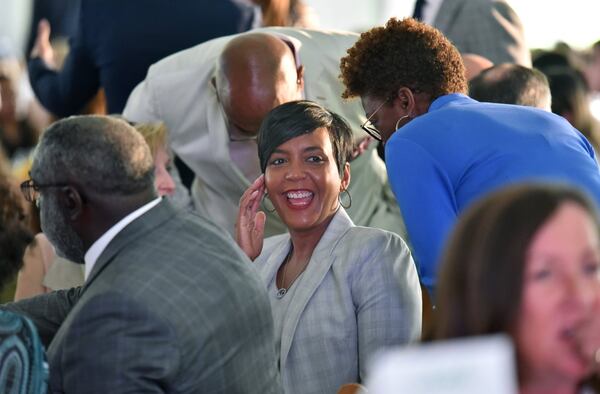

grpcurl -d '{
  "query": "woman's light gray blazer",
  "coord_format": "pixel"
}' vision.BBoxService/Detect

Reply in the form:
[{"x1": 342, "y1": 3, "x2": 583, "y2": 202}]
[{"x1": 255, "y1": 208, "x2": 422, "y2": 394}]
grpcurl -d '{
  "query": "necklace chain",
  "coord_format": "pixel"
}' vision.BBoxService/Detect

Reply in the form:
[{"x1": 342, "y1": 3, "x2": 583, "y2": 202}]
[{"x1": 276, "y1": 246, "x2": 300, "y2": 299}]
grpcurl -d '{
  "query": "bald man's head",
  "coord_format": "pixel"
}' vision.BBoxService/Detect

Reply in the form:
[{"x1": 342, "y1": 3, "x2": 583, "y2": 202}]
[
  {"x1": 216, "y1": 33, "x2": 304, "y2": 137},
  {"x1": 469, "y1": 63, "x2": 551, "y2": 110},
  {"x1": 461, "y1": 53, "x2": 494, "y2": 81}
]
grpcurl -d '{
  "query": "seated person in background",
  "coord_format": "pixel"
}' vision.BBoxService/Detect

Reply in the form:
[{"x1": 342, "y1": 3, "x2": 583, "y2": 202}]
[
  {"x1": 0, "y1": 176, "x2": 48, "y2": 393},
  {"x1": 433, "y1": 184, "x2": 600, "y2": 394},
  {"x1": 14, "y1": 121, "x2": 178, "y2": 300},
  {"x1": 236, "y1": 100, "x2": 421, "y2": 394},
  {"x1": 468, "y1": 63, "x2": 552, "y2": 110},
  {"x1": 339, "y1": 17, "x2": 600, "y2": 294},
  {"x1": 545, "y1": 66, "x2": 600, "y2": 155},
  {"x1": 8, "y1": 115, "x2": 280, "y2": 393}
]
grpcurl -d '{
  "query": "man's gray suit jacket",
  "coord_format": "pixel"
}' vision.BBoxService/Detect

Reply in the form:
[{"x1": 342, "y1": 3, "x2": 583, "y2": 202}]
[
  {"x1": 434, "y1": 0, "x2": 531, "y2": 66},
  {"x1": 6, "y1": 200, "x2": 281, "y2": 393}
]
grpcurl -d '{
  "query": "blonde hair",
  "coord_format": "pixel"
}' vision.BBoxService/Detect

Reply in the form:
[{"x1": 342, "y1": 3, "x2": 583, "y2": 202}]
[{"x1": 134, "y1": 122, "x2": 168, "y2": 157}]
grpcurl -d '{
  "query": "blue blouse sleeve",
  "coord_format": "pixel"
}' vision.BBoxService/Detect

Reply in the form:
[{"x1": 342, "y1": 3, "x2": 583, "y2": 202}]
[{"x1": 385, "y1": 137, "x2": 458, "y2": 294}]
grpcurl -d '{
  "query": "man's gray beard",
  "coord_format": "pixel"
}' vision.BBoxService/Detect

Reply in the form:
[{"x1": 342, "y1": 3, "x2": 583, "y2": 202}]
[{"x1": 40, "y1": 194, "x2": 86, "y2": 264}]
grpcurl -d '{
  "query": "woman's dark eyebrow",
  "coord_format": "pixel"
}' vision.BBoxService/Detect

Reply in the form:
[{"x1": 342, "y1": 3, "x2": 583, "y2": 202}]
[{"x1": 271, "y1": 146, "x2": 324, "y2": 154}]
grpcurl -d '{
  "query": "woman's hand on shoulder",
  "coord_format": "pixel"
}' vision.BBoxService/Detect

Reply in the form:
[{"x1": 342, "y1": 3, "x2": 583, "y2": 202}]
[{"x1": 235, "y1": 175, "x2": 267, "y2": 261}]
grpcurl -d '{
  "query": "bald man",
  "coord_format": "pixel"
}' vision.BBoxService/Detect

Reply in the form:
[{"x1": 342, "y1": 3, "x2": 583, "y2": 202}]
[
  {"x1": 469, "y1": 63, "x2": 552, "y2": 110},
  {"x1": 124, "y1": 28, "x2": 406, "y2": 238},
  {"x1": 461, "y1": 53, "x2": 493, "y2": 81}
]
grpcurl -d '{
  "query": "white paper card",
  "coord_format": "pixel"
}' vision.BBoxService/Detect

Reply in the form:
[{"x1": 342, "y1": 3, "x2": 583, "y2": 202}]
[{"x1": 367, "y1": 334, "x2": 518, "y2": 394}]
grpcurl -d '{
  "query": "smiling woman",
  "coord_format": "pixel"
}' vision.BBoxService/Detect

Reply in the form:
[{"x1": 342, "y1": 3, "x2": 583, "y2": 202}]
[{"x1": 235, "y1": 100, "x2": 422, "y2": 394}]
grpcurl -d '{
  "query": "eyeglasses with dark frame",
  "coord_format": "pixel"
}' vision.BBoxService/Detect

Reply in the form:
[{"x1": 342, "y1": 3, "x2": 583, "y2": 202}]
[
  {"x1": 361, "y1": 88, "x2": 423, "y2": 142},
  {"x1": 20, "y1": 179, "x2": 67, "y2": 205},
  {"x1": 360, "y1": 99, "x2": 390, "y2": 142}
]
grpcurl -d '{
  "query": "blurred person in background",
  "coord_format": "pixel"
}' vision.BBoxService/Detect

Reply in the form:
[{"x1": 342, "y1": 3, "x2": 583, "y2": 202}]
[
  {"x1": 411, "y1": 0, "x2": 531, "y2": 66},
  {"x1": 468, "y1": 63, "x2": 552, "y2": 110},
  {"x1": 25, "y1": 0, "x2": 80, "y2": 56},
  {"x1": 585, "y1": 41, "x2": 600, "y2": 95},
  {"x1": 0, "y1": 174, "x2": 48, "y2": 393},
  {"x1": 249, "y1": 0, "x2": 318, "y2": 27},
  {"x1": 0, "y1": 38, "x2": 50, "y2": 180},
  {"x1": 433, "y1": 184, "x2": 600, "y2": 394},
  {"x1": 28, "y1": 0, "x2": 257, "y2": 116},
  {"x1": 545, "y1": 66, "x2": 600, "y2": 155}
]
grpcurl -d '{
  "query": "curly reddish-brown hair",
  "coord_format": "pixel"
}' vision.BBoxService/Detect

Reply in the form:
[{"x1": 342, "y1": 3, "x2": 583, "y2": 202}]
[{"x1": 340, "y1": 18, "x2": 467, "y2": 101}]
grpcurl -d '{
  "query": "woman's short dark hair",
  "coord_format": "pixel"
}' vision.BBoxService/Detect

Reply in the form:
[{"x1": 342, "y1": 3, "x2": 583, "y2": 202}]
[
  {"x1": 0, "y1": 179, "x2": 33, "y2": 292},
  {"x1": 340, "y1": 17, "x2": 467, "y2": 102},
  {"x1": 433, "y1": 183, "x2": 599, "y2": 340},
  {"x1": 257, "y1": 100, "x2": 354, "y2": 176}
]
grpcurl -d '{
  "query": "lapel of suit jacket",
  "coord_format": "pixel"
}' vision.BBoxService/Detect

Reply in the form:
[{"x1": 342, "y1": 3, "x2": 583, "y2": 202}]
[
  {"x1": 433, "y1": 0, "x2": 466, "y2": 33},
  {"x1": 258, "y1": 237, "x2": 292, "y2": 294},
  {"x1": 279, "y1": 208, "x2": 354, "y2": 366},
  {"x1": 83, "y1": 199, "x2": 177, "y2": 290}
]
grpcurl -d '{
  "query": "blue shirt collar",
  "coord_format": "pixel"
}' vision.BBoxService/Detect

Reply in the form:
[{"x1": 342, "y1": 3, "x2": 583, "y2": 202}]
[{"x1": 428, "y1": 93, "x2": 473, "y2": 113}]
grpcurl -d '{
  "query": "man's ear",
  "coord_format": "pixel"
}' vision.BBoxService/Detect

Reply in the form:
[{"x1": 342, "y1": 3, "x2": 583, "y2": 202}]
[{"x1": 59, "y1": 186, "x2": 84, "y2": 221}]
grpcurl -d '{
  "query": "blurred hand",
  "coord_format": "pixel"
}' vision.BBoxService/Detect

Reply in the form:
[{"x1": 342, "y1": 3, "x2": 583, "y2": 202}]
[
  {"x1": 30, "y1": 19, "x2": 57, "y2": 69},
  {"x1": 235, "y1": 175, "x2": 267, "y2": 261},
  {"x1": 351, "y1": 136, "x2": 373, "y2": 160}
]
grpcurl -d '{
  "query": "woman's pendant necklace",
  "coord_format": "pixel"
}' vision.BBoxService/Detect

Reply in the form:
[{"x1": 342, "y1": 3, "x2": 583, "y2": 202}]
[
  {"x1": 276, "y1": 287, "x2": 287, "y2": 299},
  {"x1": 276, "y1": 247, "x2": 292, "y2": 299}
]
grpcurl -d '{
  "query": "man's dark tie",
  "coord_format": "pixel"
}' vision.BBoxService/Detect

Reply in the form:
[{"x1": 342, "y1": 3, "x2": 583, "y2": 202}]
[{"x1": 413, "y1": 0, "x2": 427, "y2": 21}]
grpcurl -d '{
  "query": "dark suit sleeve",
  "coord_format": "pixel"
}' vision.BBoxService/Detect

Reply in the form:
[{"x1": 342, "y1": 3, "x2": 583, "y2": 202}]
[
  {"x1": 60, "y1": 292, "x2": 179, "y2": 393},
  {"x1": 28, "y1": 6, "x2": 100, "y2": 117},
  {"x1": 2, "y1": 286, "x2": 83, "y2": 347}
]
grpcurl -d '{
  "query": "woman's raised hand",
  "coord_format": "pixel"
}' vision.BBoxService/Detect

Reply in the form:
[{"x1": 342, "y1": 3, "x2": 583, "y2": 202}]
[{"x1": 236, "y1": 175, "x2": 267, "y2": 261}]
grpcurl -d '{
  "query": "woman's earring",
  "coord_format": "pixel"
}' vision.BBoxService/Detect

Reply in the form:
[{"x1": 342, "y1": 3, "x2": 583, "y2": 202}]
[
  {"x1": 262, "y1": 193, "x2": 276, "y2": 213},
  {"x1": 395, "y1": 114, "x2": 411, "y2": 131},
  {"x1": 338, "y1": 189, "x2": 352, "y2": 209}
]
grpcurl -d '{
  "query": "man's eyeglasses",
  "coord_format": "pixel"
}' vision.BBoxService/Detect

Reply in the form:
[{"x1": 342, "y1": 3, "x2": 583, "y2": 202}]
[
  {"x1": 360, "y1": 99, "x2": 389, "y2": 142},
  {"x1": 20, "y1": 179, "x2": 66, "y2": 205}
]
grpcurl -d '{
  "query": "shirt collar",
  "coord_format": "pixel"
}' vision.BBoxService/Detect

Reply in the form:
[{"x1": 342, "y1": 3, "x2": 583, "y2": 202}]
[
  {"x1": 428, "y1": 93, "x2": 473, "y2": 113},
  {"x1": 84, "y1": 197, "x2": 162, "y2": 280}
]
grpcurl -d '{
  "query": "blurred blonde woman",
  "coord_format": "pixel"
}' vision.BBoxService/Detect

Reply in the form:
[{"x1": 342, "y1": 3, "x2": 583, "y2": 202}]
[{"x1": 14, "y1": 120, "x2": 176, "y2": 299}]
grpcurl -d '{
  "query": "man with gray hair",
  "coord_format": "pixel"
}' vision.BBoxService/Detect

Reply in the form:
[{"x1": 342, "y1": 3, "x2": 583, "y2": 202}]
[
  {"x1": 13, "y1": 115, "x2": 281, "y2": 393},
  {"x1": 468, "y1": 63, "x2": 552, "y2": 110}
]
